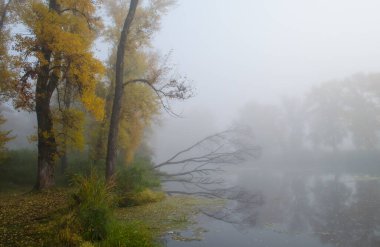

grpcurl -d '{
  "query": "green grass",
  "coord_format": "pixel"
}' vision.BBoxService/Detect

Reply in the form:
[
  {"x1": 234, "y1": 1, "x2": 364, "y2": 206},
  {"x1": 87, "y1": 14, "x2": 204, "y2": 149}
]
[
  {"x1": 0, "y1": 151, "x2": 222, "y2": 246},
  {"x1": 69, "y1": 170, "x2": 116, "y2": 242},
  {"x1": 115, "y1": 195, "x2": 223, "y2": 236},
  {"x1": 99, "y1": 221, "x2": 159, "y2": 247},
  {"x1": 0, "y1": 186, "x2": 220, "y2": 247}
]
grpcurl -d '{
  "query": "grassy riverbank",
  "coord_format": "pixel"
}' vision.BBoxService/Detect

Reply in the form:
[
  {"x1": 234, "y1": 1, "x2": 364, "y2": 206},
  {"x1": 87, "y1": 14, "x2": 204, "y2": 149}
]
[{"x1": 0, "y1": 188, "x2": 218, "y2": 247}]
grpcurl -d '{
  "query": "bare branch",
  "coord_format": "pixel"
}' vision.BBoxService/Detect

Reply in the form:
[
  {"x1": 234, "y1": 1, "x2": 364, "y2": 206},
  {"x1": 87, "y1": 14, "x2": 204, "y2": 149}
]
[
  {"x1": 59, "y1": 8, "x2": 99, "y2": 31},
  {"x1": 122, "y1": 76, "x2": 193, "y2": 117},
  {"x1": 155, "y1": 128, "x2": 260, "y2": 169},
  {"x1": 155, "y1": 128, "x2": 262, "y2": 224}
]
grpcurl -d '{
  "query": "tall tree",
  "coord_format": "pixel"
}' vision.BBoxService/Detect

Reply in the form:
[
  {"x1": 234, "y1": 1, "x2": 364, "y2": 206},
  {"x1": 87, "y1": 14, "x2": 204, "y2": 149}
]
[
  {"x1": 0, "y1": 0, "x2": 15, "y2": 98},
  {"x1": 104, "y1": 0, "x2": 192, "y2": 181},
  {"x1": 89, "y1": 0, "x2": 168, "y2": 164},
  {"x1": 342, "y1": 74, "x2": 380, "y2": 149},
  {"x1": 12, "y1": 0, "x2": 104, "y2": 189},
  {"x1": 305, "y1": 81, "x2": 347, "y2": 150},
  {"x1": 304, "y1": 74, "x2": 380, "y2": 151},
  {"x1": 105, "y1": 0, "x2": 139, "y2": 181}
]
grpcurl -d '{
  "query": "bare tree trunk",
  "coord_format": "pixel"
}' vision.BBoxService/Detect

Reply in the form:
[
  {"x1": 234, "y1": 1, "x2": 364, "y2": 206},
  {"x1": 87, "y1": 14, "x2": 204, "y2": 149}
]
[
  {"x1": 105, "y1": 0, "x2": 138, "y2": 182},
  {"x1": 34, "y1": 0, "x2": 59, "y2": 190}
]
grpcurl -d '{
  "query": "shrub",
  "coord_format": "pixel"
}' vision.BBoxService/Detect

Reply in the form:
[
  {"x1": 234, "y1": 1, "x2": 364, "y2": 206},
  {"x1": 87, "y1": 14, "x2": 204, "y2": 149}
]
[
  {"x1": 116, "y1": 156, "x2": 163, "y2": 207},
  {"x1": 116, "y1": 156, "x2": 161, "y2": 193},
  {"x1": 63, "y1": 170, "x2": 158, "y2": 246},
  {"x1": 70, "y1": 170, "x2": 115, "y2": 242}
]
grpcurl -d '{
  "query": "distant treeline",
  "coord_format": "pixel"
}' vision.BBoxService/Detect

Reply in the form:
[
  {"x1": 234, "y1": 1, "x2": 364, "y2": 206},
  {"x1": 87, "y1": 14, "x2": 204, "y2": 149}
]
[{"x1": 239, "y1": 73, "x2": 380, "y2": 152}]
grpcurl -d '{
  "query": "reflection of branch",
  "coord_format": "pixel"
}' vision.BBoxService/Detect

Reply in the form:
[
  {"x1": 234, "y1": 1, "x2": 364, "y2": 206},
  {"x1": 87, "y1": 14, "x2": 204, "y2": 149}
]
[
  {"x1": 157, "y1": 128, "x2": 262, "y2": 227},
  {"x1": 202, "y1": 188, "x2": 263, "y2": 227},
  {"x1": 156, "y1": 128, "x2": 260, "y2": 190},
  {"x1": 167, "y1": 186, "x2": 264, "y2": 227}
]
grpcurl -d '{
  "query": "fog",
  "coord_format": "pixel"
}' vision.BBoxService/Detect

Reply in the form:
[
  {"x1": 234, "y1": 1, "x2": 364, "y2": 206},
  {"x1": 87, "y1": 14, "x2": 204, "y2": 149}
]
[
  {"x1": 3, "y1": 1, "x2": 380, "y2": 246},
  {"x1": 150, "y1": 0, "x2": 380, "y2": 161},
  {"x1": 6, "y1": 0, "x2": 380, "y2": 155},
  {"x1": 147, "y1": 3, "x2": 380, "y2": 245}
]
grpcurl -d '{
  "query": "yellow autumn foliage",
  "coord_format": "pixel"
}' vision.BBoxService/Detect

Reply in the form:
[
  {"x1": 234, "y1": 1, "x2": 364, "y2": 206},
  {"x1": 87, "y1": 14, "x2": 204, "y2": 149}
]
[
  {"x1": 14, "y1": 0, "x2": 105, "y2": 118},
  {"x1": 0, "y1": 114, "x2": 13, "y2": 161},
  {"x1": 119, "y1": 83, "x2": 159, "y2": 163},
  {"x1": 11, "y1": 0, "x2": 106, "y2": 160},
  {"x1": 53, "y1": 108, "x2": 86, "y2": 155},
  {"x1": 99, "y1": 1, "x2": 175, "y2": 164},
  {"x1": 87, "y1": 1, "x2": 175, "y2": 163}
]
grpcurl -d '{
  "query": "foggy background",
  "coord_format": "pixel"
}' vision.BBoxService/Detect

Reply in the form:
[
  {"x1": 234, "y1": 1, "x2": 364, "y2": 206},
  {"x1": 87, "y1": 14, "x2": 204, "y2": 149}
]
[
  {"x1": 4, "y1": 0, "x2": 380, "y2": 162},
  {"x1": 3, "y1": 2, "x2": 380, "y2": 246},
  {"x1": 150, "y1": 0, "x2": 380, "y2": 162}
]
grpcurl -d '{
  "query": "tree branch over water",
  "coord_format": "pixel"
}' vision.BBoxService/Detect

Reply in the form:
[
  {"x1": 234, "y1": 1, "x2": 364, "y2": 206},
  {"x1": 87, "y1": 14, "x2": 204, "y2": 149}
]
[
  {"x1": 154, "y1": 127, "x2": 263, "y2": 225},
  {"x1": 155, "y1": 127, "x2": 261, "y2": 182}
]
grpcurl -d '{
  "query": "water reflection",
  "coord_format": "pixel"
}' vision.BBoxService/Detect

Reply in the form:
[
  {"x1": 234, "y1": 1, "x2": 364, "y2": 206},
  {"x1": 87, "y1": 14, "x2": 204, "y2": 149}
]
[
  {"x1": 311, "y1": 178, "x2": 380, "y2": 247},
  {"x1": 168, "y1": 170, "x2": 380, "y2": 247},
  {"x1": 240, "y1": 171, "x2": 380, "y2": 247}
]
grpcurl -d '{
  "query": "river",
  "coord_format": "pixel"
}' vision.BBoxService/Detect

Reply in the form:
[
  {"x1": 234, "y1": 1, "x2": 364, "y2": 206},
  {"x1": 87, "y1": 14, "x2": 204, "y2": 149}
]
[{"x1": 164, "y1": 164, "x2": 380, "y2": 247}]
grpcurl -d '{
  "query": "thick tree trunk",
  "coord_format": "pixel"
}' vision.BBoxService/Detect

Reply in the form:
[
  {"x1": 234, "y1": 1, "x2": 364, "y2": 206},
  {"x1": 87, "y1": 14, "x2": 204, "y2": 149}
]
[
  {"x1": 34, "y1": 0, "x2": 59, "y2": 190},
  {"x1": 105, "y1": 0, "x2": 138, "y2": 182},
  {"x1": 35, "y1": 76, "x2": 57, "y2": 190}
]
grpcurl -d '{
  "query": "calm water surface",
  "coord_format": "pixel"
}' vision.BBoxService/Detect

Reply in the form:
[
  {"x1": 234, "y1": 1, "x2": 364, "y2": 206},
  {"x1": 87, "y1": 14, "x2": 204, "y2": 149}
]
[{"x1": 165, "y1": 168, "x2": 380, "y2": 247}]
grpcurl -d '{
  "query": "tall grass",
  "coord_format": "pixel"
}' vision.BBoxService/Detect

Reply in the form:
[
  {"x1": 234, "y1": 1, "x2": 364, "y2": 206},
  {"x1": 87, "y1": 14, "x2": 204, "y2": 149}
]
[
  {"x1": 70, "y1": 170, "x2": 115, "y2": 242},
  {"x1": 58, "y1": 169, "x2": 159, "y2": 246}
]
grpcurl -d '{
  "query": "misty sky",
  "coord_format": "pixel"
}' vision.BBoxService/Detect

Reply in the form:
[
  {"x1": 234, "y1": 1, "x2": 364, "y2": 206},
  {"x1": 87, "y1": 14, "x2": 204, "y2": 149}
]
[
  {"x1": 154, "y1": 0, "x2": 380, "y2": 111},
  {"x1": 5, "y1": 0, "x2": 380, "y2": 157},
  {"x1": 150, "y1": 0, "x2": 380, "y2": 161}
]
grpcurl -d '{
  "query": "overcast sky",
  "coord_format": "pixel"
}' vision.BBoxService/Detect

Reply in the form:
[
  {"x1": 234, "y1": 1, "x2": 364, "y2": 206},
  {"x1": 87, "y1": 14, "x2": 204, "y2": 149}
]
[
  {"x1": 150, "y1": 0, "x2": 380, "y2": 160},
  {"x1": 6, "y1": 0, "x2": 380, "y2": 156}
]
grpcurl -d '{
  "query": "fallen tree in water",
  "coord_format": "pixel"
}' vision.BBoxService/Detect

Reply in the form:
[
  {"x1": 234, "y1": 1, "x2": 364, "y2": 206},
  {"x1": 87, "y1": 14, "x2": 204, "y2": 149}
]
[{"x1": 154, "y1": 127, "x2": 264, "y2": 225}]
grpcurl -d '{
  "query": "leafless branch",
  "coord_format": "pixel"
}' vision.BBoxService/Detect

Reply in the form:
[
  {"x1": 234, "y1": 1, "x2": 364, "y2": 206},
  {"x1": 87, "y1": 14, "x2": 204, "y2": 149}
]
[
  {"x1": 122, "y1": 77, "x2": 193, "y2": 117},
  {"x1": 121, "y1": 51, "x2": 194, "y2": 117},
  {"x1": 154, "y1": 127, "x2": 262, "y2": 225},
  {"x1": 155, "y1": 128, "x2": 260, "y2": 169},
  {"x1": 59, "y1": 8, "x2": 99, "y2": 31}
]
